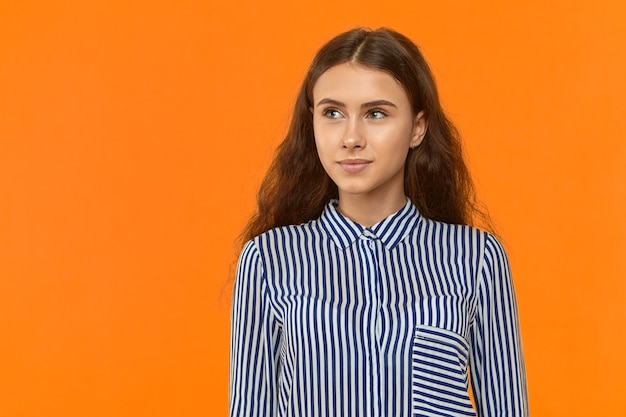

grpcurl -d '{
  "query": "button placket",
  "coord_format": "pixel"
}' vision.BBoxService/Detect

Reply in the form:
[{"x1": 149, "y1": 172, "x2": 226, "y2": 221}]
[{"x1": 359, "y1": 229, "x2": 383, "y2": 417}]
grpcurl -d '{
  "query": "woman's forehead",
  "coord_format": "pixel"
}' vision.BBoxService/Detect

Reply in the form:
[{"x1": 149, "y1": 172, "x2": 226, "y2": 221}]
[{"x1": 312, "y1": 63, "x2": 409, "y2": 107}]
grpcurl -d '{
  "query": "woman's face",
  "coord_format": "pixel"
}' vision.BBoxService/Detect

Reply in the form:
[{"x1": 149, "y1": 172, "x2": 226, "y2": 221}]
[{"x1": 312, "y1": 63, "x2": 426, "y2": 203}]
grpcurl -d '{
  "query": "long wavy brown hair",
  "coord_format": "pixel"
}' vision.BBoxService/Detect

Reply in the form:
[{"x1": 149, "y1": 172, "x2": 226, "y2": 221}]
[{"x1": 240, "y1": 27, "x2": 492, "y2": 247}]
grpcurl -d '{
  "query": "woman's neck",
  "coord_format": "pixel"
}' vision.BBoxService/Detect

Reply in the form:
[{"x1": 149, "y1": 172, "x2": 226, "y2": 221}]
[{"x1": 336, "y1": 191, "x2": 407, "y2": 227}]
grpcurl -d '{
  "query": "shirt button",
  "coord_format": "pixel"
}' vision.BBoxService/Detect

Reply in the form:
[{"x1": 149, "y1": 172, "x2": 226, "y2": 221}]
[
  {"x1": 362, "y1": 229, "x2": 376, "y2": 238},
  {"x1": 369, "y1": 242, "x2": 374, "y2": 249}
]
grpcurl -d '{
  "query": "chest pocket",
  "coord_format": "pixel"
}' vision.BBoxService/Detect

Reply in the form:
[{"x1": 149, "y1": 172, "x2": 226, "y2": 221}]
[{"x1": 411, "y1": 325, "x2": 476, "y2": 417}]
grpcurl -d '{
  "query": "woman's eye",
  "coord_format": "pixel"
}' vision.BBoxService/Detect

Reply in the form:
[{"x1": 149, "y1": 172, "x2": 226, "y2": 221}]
[
  {"x1": 322, "y1": 108, "x2": 342, "y2": 119},
  {"x1": 368, "y1": 109, "x2": 386, "y2": 119}
]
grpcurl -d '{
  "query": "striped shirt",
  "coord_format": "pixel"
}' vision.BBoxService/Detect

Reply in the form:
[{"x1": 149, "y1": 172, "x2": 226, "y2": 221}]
[{"x1": 230, "y1": 199, "x2": 528, "y2": 417}]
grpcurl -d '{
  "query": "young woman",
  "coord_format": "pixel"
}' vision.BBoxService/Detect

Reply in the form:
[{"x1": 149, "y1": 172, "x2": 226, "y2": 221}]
[{"x1": 229, "y1": 27, "x2": 528, "y2": 417}]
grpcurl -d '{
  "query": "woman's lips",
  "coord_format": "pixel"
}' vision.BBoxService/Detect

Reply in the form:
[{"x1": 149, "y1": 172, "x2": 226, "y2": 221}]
[{"x1": 338, "y1": 159, "x2": 372, "y2": 174}]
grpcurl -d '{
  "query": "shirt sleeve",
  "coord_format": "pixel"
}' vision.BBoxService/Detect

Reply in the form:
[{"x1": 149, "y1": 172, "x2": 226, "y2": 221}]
[
  {"x1": 470, "y1": 234, "x2": 529, "y2": 416},
  {"x1": 229, "y1": 240, "x2": 283, "y2": 417}
]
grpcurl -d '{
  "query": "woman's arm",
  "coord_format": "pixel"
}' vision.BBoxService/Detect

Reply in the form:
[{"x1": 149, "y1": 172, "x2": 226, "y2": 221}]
[
  {"x1": 470, "y1": 234, "x2": 529, "y2": 416},
  {"x1": 229, "y1": 240, "x2": 282, "y2": 417}
]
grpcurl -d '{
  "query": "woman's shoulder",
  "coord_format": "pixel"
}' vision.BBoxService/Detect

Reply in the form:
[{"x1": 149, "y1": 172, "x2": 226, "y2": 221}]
[
  {"x1": 417, "y1": 216, "x2": 502, "y2": 252},
  {"x1": 415, "y1": 218, "x2": 508, "y2": 276},
  {"x1": 249, "y1": 219, "x2": 324, "y2": 249},
  {"x1": 419, "y1": 216, "x2": 491, "y2": 237}
]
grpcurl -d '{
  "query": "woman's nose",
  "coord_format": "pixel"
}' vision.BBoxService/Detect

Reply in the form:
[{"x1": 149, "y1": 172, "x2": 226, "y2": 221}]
[{"x1": 341, "y1": 120, "x2": 365, "y2": 149}]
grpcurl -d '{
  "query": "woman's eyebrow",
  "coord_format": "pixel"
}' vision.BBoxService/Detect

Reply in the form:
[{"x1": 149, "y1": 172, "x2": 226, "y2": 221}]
[
  {"x1": 361, "y1": 99, "x2": 397, "y2": 108},
  {"x1": 316, "y1": 98, "x2": 345, "y2": 107},
  {"x1": 315, "y1": 98, "x2": 397, "y2": 108}
]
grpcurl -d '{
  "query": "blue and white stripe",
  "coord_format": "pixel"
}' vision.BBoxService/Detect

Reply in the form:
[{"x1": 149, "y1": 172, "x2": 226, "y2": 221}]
[{"x1": 230, "y1": 199, "x2": 528, "y2": 417}]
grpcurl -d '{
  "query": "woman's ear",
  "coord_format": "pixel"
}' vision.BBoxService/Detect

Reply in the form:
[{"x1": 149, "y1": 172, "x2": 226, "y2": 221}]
[{"x1": 410, "y1": 110, "x2": 427, "y2": 149}]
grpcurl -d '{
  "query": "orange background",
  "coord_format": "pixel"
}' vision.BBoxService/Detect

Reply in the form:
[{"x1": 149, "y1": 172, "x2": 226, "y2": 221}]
[{"x1": 1, "y1": 1, "x2": 625, "y2": 416}]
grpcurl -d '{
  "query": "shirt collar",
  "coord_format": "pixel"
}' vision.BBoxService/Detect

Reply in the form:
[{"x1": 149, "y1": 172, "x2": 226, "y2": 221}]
[{"x1": 319, "y1": 198, "x2": 422, "y2": 250}]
